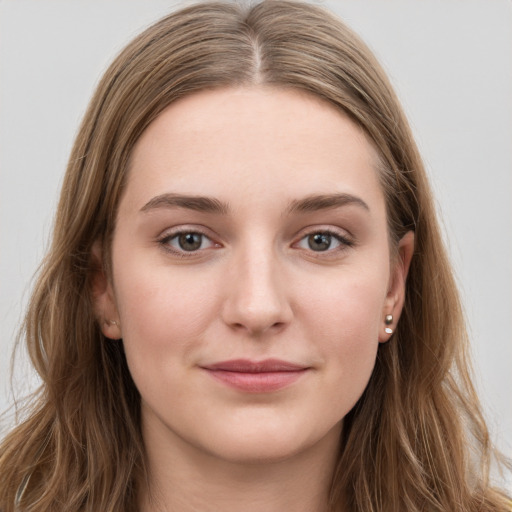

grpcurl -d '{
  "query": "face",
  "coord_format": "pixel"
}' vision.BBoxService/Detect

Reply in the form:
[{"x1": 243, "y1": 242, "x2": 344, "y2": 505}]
[{"x1": 95, "y1": 87, "x2": 412, "y2": 465}]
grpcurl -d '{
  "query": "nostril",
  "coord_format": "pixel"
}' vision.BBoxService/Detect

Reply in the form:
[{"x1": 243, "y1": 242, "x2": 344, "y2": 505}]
[{"x1": 227, "y1": 319, "x2": 287, "y2": 336}]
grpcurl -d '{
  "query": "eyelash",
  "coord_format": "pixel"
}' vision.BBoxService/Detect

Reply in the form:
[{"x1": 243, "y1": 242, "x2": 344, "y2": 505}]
[
  {"x1": 158, "y1": 228, "x2": 217, "y2": 257},
  {"x1": 157, "y1": 227, "x2": 354, "y2": 258},
  {"x1": 294, "y1": 229, "x2": 354, "y2": 255}
]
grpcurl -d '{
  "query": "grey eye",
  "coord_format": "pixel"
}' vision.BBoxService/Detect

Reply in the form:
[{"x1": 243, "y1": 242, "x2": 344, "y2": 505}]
[
  {"x1": 307, "y1": 233, "x2": 334, "y2": 251},
  {"x1": 296, "y1": 231, "x2": 346, "y2": 253},
  {"x1": 161, "y1": 229, "x2": 218, "y2": 255},
  {"x1": 177, "y1": 233, "x2": 203, "y2": 251},
  {"x1": 163, "y1": 232, "x2": 211, "y2": 252}
]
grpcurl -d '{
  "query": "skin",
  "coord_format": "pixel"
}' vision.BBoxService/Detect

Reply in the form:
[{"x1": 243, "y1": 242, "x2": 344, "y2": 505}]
[{"x1": 94, "y1": 86, "x2": 414, "y2": 512}]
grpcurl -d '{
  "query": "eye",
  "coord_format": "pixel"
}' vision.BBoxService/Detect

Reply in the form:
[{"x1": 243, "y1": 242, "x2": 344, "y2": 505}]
[
  {"x1": 295, "y1": 231, "x2": 352, "y2": 252},
  {"x1": 161, "y1": 231, "x2": 216, "y2": 253}
]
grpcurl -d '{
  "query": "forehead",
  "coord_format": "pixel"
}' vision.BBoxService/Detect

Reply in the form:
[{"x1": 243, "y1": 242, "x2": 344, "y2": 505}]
[{"x1": 124, "y1": 86, "x2": 384, "y2": 215}]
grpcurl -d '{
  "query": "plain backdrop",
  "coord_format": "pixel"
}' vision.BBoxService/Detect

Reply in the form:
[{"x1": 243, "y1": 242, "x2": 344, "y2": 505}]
[{"x1": 1, "y1": 0, "x2": 511, "y2": 471}]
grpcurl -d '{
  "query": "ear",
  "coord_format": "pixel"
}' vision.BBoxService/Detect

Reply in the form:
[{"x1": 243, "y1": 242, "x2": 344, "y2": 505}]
[
  {"x1": 90, "y1": 241, "x2": 122, "y2": 340},
  {"x1": 379, "y1": 231, "x2": 415, "y2": 343}
]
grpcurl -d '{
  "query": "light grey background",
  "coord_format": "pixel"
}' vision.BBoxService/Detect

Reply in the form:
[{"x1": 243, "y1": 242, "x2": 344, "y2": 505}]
[{"x1": 1, "y1": 0, "x2": 511, "y2": 473}]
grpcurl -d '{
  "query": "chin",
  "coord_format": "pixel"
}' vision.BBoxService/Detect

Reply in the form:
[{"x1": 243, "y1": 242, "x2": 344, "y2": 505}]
[
  {"x1": 217, "y1": 438, "x2": 305, "y2": 464},
  {"x1": 194, "y1": 417, "x2": 342, "y2": 466}
]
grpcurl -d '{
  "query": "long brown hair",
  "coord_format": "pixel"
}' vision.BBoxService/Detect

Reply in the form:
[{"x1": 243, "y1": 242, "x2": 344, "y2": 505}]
[{"x1": 1, "y1": 1, "x2": 509, "y2": 511}]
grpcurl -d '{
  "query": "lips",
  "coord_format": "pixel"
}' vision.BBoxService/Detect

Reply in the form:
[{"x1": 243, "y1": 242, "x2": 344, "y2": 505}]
[{"x1": 201, "y1": 359, "x2": 310, "y2": 393}]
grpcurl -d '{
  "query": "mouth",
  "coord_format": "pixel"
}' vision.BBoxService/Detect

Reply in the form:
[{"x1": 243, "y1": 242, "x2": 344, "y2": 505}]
[{"x1": 200, "y1": 359, "x2": 310, "y2": 393}]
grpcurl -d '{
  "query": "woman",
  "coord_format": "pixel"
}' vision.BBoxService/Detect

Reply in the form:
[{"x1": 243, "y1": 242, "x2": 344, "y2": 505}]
[{"x1": 0, "y1": 1, "x2": 509, "y2": 511}]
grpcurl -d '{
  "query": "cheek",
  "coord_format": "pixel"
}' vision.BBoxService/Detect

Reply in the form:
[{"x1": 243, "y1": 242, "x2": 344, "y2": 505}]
[
  {"x1": 296, "y1": 266, "x2": 388, "y2": 397},
  {"x1": 299, "y1": 264, "x2": 387, "y2": 340},
  {"x1": 112, "y1": 260, "x2": 222, "y2": 381}
]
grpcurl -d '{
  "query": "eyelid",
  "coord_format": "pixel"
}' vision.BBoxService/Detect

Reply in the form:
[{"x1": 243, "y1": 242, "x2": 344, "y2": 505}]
[
  {"x1": 292, "y1": 226, "x2": 355, "y2": 253},
  {"x1": 155, "y1": 224, "x2": 355, "y2": 258},
  {"x1": 157, "y1": 225, "x2": 222, "y2": 256}
]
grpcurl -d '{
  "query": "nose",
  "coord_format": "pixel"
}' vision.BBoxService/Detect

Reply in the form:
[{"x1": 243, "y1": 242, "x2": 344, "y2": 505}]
[{"x1": 221, "y1": 244, "x2": 293, "y2": 336}]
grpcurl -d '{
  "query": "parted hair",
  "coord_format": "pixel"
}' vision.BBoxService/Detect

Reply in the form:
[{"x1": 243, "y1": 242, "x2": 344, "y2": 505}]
[{"x1": 0, "y1": 1, "x2": 509, "y2": 511}]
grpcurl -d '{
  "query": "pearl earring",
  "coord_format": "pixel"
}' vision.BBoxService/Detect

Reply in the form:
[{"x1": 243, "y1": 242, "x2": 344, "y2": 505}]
[{"x1": 384, "y1": 314, "x2": 393, "y2": 334}]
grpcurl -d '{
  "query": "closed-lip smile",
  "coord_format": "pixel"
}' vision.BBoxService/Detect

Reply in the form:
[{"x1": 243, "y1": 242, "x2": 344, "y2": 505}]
[{"x1": 201, "y1": 359, "x2": 310, "y2": 393}]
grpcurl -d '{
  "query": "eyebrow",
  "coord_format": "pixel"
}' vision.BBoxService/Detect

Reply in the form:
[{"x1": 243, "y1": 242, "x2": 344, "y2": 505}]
[
  {"x1": 140, "y1": 193, "x2": 229, "y2": 214},
  {"x1": 139, "y1": 192, "x2": 369, "y2": 216},
  {"x1": 286, "y1": 193, "x2": 370, "y2": 214}
]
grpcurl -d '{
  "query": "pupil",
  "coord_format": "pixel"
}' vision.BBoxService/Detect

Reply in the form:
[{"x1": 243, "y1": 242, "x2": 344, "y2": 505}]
[
  {"x1": 308, "y1": 233, "x2": 331, "y2": 251},
  {"x1": 179, "y1": 233, "x2": 202, "y2": 251}
]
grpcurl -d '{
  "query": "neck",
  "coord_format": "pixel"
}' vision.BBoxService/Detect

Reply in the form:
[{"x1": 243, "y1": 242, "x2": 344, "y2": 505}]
[{"x1": 139, "y1": 418, "x2": 340, "y2": 512}]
